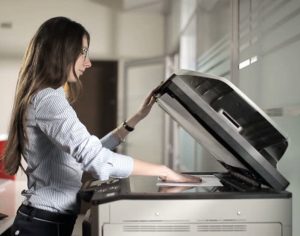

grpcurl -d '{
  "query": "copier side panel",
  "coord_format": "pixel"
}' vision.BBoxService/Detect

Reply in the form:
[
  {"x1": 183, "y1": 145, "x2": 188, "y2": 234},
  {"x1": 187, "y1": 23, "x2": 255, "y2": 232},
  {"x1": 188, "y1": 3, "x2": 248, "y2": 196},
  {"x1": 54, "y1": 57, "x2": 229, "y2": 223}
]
[{"x1": 102, "y1": 198, "x2": 291, "y2": 236}]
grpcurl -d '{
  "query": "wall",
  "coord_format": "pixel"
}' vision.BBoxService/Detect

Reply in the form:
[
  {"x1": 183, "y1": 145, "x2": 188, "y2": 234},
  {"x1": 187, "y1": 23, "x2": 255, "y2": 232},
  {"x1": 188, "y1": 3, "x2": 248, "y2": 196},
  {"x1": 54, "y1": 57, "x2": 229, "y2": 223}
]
[
  {"x1": 0, "y1": 59, "x2": 20, "y2": 135},
  {"x1": 0, "y1": 0, "x2": 165, "y2": 135},
  {"x1": 116, "y1": 12, "x2": 165, "y2": 58},
  {"x1": 0, "y1": 0, "x2": 116, "y2": 59}
]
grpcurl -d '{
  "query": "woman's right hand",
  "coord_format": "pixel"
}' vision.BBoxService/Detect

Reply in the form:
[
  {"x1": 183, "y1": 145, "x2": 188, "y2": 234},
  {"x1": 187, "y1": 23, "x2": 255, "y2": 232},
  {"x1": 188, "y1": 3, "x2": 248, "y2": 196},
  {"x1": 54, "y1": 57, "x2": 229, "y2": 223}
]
[
  {"x1": 159, "y1": 166, "x2": 202, "y2": 183},
  {"x1": 132, "y1": 159, "x2": 201, "y2": 183}
]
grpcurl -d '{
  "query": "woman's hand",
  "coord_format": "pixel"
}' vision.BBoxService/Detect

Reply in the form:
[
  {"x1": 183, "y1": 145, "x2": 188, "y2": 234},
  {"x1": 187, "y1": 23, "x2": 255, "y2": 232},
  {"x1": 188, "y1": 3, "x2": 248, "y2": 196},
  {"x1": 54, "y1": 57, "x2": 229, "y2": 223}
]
[
  {"x1": 120, "y1": 87, "x2": 158, "y2": 134},
  {"x1": 136, "y1": 89, "x2": 156, "y2": 120},
  {"x1": 132, "y1": 160, "x2": 201, "y2": 183},
  {"x1": 159, "y1": 166, "x2": 202, "y2": 183},
  {"x1": 114, "y1": 85, "x2": 162, "y2": 142},
  {"x1": 158, "y1": 185, "x2": 194, "y2": 193}
]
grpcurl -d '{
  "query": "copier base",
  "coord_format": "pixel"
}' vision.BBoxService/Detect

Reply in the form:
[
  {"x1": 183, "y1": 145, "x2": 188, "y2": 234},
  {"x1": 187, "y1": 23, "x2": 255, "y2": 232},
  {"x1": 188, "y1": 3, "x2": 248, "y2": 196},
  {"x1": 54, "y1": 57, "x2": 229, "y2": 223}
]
[{"x1": 84, "y1": 197, "x2": 291, "y2": 236}]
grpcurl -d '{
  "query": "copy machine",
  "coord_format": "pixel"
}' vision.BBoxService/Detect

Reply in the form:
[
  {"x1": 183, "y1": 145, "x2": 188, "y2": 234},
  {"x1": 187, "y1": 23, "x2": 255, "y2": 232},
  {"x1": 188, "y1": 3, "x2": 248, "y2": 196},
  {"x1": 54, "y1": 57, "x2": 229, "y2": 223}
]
[{"x1": 81, "y1": 70, "x2": 292, "y2": 236}]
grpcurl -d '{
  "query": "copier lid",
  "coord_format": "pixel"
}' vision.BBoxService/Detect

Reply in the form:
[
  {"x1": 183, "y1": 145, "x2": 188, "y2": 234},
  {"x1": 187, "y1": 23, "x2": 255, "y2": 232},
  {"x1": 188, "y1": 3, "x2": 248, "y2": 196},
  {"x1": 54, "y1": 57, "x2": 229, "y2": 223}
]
[{"x1": 154, "y1": 70, "x2": 289, "y2": 191}]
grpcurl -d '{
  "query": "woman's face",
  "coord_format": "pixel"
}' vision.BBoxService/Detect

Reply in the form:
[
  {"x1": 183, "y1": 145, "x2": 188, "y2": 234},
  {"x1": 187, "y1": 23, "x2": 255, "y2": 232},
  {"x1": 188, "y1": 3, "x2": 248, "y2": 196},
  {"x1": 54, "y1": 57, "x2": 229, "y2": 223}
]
[{"x1": 67, "y1": 35, "x2": 92, "y2": 83}]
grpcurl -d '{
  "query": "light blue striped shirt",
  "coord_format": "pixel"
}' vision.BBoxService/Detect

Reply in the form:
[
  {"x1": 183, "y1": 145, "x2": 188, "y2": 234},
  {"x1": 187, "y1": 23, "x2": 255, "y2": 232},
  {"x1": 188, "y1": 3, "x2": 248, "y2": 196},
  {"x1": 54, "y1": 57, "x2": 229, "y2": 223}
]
[{"x1": 22, "y1": 87, "x2": 133, "y2": 214}]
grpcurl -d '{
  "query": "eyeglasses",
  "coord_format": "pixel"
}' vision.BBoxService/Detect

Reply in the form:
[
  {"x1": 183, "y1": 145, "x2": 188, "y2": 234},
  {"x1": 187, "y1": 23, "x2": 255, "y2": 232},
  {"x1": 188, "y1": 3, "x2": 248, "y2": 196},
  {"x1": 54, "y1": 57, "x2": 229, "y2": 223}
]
[{"x1": 81, "y1": 47, "x2": 89, "y2": 59}]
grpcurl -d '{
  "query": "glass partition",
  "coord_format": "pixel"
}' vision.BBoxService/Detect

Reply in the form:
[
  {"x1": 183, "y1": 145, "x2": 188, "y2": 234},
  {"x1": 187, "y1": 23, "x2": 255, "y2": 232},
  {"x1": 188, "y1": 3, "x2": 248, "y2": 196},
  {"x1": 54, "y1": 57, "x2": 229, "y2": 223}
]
[
  {"x1": 196, "y1": 0, "x2": 232, "y2": 78},
  {"x1": 239, "y1": 0, "x2": 300, "y2": 234}
]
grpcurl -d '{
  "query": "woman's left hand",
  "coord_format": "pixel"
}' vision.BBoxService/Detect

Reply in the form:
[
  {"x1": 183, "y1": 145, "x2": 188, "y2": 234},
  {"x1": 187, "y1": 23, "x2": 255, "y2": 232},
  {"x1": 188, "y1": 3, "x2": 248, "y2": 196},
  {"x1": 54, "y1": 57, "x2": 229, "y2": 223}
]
[
  {"x1": 136, "y1": 89, "x2": 156, "y2": 120},
  {"x1": 124, "y1": 84, "x2": 161, "y2": 131}
]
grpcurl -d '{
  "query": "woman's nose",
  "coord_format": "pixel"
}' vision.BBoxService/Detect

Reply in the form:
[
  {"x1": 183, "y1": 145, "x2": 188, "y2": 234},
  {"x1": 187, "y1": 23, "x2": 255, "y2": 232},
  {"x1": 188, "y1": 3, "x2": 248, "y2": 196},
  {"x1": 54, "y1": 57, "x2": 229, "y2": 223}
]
[{"x1": 85, "y1": 57, "x2": 92, "y2": 68}]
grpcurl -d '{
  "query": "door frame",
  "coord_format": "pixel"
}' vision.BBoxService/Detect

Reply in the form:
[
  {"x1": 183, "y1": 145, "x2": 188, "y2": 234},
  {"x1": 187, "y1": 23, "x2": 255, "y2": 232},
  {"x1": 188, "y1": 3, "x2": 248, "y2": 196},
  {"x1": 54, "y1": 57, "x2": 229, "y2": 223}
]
[{"x1": 117, "y1": 56, "x2": 166, "y2": 161}]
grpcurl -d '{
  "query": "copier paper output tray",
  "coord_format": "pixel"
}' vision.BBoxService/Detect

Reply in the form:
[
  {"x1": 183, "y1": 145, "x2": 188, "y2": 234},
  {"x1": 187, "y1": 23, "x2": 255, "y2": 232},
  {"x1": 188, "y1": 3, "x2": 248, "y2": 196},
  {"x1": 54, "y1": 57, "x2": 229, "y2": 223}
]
[{"x1": 82, "y1": 70, "x2": 292, "y2": 236}]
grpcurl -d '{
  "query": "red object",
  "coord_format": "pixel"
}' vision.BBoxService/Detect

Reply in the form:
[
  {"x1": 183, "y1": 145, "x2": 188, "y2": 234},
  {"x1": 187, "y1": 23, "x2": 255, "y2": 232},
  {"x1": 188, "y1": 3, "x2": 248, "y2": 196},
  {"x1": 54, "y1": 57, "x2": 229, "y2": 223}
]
[{"x1": 0, "y1": 140, "x2": 16, "y2": 180}]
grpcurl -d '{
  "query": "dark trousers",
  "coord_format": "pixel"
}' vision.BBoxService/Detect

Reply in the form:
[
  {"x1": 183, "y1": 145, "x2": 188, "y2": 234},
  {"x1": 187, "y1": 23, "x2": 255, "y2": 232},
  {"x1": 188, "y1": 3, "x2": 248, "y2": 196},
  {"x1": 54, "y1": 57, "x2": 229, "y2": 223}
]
[{"x1": 10, "y1": 205, "x2": 77, "y2": 236}]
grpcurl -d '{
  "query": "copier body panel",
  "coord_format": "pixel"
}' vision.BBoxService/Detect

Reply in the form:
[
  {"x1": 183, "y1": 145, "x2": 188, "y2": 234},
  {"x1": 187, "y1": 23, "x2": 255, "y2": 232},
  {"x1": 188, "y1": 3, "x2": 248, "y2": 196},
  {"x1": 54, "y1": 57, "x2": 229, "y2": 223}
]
[{"x1": 85, "y1": 176, "x2": 292, "y2": 236}]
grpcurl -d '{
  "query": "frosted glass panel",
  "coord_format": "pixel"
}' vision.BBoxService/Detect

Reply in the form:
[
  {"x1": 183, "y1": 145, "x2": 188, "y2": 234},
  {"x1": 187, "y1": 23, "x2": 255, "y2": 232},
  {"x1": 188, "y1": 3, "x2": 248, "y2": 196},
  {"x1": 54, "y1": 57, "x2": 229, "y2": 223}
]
[
  {"x1": 196, "y1": 0, "x2": 231, "y2": 78},
  {"x1": 273, "y1": 116, "x2": 300, "y2": 236},
  {"x1": 239, "y1": 0, "x2": 300, "y2": 235},
  {"x1": 239, "y1": 0, "x2": 300, "y2": 108},
  {"x1": 178, "y1": 128, "x2": 196, "y2": 171}
]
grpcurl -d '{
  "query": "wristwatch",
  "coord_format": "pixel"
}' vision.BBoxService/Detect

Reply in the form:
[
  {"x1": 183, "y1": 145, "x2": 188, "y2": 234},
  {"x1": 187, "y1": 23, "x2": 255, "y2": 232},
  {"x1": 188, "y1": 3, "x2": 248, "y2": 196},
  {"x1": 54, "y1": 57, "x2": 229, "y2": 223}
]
[{"x1": 122, "y1": 121, "x2": 134, "y2": 132}]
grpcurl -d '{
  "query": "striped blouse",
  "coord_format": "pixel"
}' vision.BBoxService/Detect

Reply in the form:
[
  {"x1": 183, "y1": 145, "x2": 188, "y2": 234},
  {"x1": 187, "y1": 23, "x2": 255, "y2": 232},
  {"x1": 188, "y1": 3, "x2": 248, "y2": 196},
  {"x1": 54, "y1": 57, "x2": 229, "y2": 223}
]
[{"x1": 21, "y1": 87, "x2": 133, "y2": 214}]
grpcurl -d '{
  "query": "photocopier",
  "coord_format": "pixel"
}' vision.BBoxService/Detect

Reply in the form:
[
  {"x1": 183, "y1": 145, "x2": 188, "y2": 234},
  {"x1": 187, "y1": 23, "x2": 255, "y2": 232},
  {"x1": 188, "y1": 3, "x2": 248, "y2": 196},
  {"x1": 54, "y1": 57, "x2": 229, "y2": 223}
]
[{"x1": 81, "y1": 70, "x2": 292, "y2": 236}]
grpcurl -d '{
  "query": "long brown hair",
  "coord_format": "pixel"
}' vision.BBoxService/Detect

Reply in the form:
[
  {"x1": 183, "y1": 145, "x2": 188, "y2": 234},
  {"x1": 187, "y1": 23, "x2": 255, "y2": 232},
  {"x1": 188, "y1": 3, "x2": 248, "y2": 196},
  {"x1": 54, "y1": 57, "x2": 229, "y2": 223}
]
[{"x1": 1, "y1": 17, "x2": 90, "y2": 175}]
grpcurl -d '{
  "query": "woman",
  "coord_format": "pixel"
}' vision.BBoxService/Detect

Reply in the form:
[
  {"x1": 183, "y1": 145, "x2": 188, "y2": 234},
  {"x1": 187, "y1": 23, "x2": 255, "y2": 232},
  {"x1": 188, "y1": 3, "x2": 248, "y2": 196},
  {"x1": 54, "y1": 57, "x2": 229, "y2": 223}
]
[{"x1": 2, "y1": 17, "x2": 199, "y2": 236}]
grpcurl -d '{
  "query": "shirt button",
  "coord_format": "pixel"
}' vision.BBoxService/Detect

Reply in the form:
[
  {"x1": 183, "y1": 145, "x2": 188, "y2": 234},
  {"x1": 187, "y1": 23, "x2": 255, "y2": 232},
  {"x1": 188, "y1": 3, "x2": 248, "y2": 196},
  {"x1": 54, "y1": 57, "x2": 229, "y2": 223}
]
[{"x1": 15, "y1": 230, "x2": 20, "y2": 235}]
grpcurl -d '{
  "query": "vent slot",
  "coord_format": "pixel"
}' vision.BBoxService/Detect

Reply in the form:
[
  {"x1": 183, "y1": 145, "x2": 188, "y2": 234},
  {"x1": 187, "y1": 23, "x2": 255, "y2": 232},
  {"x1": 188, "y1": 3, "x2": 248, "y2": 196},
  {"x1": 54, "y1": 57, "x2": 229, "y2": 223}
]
[
  {"x1": 197, "y1": 224, "x2": 247, "y2": 232},
  {"x1": 124, "y1": 225, "x2": 190, "y2": 232}
]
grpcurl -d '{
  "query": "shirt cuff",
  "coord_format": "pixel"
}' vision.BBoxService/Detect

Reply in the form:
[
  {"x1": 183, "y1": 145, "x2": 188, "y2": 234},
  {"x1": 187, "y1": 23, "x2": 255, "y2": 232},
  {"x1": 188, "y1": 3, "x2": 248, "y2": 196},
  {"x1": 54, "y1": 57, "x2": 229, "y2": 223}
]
[
  {"x1": 99, "y1": 153, "x2": 134, "y2": 180},
  {"x1": 100, "y1": 132, "x2": 121, "y2": 150}
]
